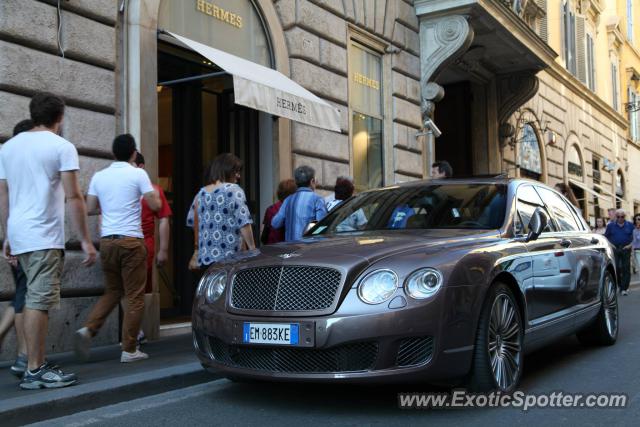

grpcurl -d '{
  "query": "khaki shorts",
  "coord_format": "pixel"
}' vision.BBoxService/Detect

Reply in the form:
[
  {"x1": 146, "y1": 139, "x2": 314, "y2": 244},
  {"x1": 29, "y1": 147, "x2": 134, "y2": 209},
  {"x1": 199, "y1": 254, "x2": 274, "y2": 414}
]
[{"x1": 18, "y1": 249, "x2": 65, "y2": 311}]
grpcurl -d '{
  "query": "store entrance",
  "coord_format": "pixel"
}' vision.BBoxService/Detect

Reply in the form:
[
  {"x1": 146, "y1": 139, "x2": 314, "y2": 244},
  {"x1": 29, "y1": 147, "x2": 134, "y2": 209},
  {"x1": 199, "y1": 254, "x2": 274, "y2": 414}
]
[{"x1": 156, "y1": 42, "x2": 262, "y2": 318}]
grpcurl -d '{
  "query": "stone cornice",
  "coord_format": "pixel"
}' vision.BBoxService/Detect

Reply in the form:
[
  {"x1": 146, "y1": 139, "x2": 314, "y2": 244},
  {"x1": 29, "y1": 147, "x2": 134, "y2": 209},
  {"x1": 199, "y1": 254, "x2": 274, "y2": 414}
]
[
  {"x1": 415, "y1": 0, "x2": 558, "y2": 65},
  {"x1": 607, "y1": 17, "x2": 624, "y2": 53},
  {"x1": 544, "y1": 61, "x2": 628, "y2": 129}
]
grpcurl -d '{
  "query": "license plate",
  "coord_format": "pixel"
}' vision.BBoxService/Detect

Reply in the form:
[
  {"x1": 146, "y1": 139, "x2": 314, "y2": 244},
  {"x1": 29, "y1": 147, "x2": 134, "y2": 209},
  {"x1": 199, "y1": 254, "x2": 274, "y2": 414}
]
[{"x1": 242, "y1": 322, "x2": 299, "y2": 345}]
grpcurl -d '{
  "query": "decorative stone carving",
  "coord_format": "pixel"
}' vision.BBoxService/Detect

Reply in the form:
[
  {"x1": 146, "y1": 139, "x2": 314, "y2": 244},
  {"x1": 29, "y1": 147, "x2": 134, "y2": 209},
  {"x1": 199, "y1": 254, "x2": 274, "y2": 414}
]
[
  {"x1": 496, "y1": 72, "x2": 539, "y2": 148},
  {"x1": 497, "y1": 72, "x2": 539, "y2": 124},
  {"x1": 418, "y1": 13, "x2": 474, "y2": 134},
  {"x1": 419, "y1": 15, "x2": 474, "y2": 87},
  {"x1": 421, "y1": 82, "x2": 444, "y2": 128}
]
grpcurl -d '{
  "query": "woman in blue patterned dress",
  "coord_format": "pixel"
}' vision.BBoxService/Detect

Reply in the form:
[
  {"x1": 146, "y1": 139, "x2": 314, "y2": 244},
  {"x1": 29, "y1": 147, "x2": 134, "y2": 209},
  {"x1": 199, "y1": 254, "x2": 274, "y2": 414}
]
[{"x1": 187, "y1": 153, "x2": 255, "y2": 270}]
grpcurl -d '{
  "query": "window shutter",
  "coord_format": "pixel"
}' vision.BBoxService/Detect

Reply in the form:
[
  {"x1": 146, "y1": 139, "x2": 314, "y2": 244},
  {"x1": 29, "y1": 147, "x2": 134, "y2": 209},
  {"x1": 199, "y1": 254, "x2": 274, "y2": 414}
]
[
  {"x1": 537, "y1": 0, "x2": 549, "y2": 43},
  {"x1": 576, "y1": 15, "x2": 587, "y2": 83},
  {"x1": 561, "y1": 2, "x2": 566, "y2": 64}
]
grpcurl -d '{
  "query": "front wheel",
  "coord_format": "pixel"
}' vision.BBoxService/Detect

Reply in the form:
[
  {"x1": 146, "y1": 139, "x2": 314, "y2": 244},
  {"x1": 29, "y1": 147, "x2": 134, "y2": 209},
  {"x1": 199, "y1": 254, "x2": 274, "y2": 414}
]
[
  {"x1": 576, "y1": 271, "x2": 618, "y2": 346},
  {"x1": 467, "y1": 283, "x2": 524, "y2": 392}
]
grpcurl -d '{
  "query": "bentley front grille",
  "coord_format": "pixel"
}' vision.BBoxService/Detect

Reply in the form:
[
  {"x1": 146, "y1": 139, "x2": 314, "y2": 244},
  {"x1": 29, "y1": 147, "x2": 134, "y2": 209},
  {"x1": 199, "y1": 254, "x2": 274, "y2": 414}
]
[{"x1": 230, "y1": 266, "x2": 342, "y2": 311}]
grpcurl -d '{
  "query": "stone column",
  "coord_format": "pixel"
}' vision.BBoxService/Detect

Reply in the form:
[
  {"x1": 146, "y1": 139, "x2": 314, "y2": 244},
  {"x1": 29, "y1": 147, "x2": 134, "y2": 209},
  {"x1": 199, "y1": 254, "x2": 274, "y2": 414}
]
[{"x1": 416, "y1": 14, "x2": 474, "y2": 168}]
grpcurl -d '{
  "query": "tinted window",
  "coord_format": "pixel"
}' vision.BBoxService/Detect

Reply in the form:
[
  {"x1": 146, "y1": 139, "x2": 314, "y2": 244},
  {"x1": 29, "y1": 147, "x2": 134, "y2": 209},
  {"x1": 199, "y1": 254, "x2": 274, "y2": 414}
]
[
  {"x1": 310, "y1": 184, "x2": 507, "y2": 234},
  {"x1": 536, "y1": 187, "x2": 581, "y2": 232}
]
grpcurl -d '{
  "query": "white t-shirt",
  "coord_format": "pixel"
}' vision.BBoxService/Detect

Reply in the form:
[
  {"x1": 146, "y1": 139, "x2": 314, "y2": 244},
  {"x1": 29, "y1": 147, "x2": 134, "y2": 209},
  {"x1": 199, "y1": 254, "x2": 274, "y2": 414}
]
[
  {"x1": 88, "y1": 162, "x2": 154, "y2": 238},
  {"x1": 0, "y1": 131, "x2": 80, "y2": 255}
]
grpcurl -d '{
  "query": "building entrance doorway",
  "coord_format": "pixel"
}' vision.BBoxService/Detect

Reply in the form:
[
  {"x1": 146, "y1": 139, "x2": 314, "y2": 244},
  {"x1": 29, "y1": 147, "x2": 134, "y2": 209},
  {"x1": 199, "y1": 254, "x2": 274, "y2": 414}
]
[
  {"x1": 156, "y1": 42, "x2": 263, "y2": 318},
  {"x1": 434, "y1": 82, "x2": 473, "y2": 177}
]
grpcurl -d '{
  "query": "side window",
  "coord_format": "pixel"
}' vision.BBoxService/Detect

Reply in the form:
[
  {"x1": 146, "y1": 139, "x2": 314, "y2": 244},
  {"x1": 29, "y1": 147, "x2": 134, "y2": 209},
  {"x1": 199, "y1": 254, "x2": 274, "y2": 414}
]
[
  {"x1": 515, "y1": 185, "x2": 552, "y2": 235},
  {"x1": 564, "y1": 200, "x2": 586, "y2": 231},
  {"x1": 536, "y1": 187, "x2": 581, "y2": 232}
]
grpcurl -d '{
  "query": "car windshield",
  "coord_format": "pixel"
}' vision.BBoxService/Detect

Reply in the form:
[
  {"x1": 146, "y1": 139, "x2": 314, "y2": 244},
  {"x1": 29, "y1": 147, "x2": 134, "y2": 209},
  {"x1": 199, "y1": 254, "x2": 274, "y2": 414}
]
[{"x1": 310, "y1": 183, "x2": 507, "y2": 234}]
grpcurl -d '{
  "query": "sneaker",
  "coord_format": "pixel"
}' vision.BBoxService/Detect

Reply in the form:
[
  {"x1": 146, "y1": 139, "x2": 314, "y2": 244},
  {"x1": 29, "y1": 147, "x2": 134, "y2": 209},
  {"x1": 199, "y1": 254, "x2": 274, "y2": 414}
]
[
  {"x1": 74, "y1": 327, "x2": 92, "y2": 362},
  {"x1": 19, "y1": 363, "x2": 77, "y2": 390},
  {"x1": 622, "y1": 290, "x2": 629, "y2": 296},
  {"x1": 120, "y1": 349, "x2": 149, "y2": 363},
  {"x1": 137, "y1": 330, "x2": 148, "y2": 346},
  {"x1": 10, "y1": 354, "x2": 27, "y2": 378}
]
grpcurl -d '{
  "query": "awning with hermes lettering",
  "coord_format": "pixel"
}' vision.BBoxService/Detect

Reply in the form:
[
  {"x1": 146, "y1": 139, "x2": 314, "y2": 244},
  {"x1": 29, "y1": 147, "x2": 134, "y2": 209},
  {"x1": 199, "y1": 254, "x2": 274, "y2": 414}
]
[{"x1": 164, "y1": 31, "x2": 340, "y2": 132}]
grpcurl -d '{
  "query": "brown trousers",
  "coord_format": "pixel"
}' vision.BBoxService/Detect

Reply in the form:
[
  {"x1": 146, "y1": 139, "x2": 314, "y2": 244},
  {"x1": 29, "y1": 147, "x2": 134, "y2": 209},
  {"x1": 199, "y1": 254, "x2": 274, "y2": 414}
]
[{"x1": 85, "y1": 237, "x2": 147, "y2": 352}]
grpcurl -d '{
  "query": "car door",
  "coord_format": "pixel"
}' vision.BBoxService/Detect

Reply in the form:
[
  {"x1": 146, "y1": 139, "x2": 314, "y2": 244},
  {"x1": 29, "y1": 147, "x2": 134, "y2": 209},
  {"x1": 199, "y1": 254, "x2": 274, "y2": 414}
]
[
  {"x1": 536, "y1": 187, "x2": 602, "y2": 306},
  {"x1": 514, "y1": 185, "x2": 565, "y2": 321}
]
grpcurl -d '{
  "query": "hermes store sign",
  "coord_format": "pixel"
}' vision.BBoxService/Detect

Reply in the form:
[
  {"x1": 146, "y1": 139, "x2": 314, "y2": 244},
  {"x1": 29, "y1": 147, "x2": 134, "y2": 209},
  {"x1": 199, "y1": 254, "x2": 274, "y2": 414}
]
[{"x1": 196, "y1": 0, "x2": 243, "y2": 29}]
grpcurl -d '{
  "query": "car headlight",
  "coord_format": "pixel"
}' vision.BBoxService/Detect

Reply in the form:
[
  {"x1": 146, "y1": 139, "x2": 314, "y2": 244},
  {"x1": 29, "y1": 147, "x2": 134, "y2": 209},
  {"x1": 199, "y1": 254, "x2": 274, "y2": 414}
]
[
  {"x1": 405, "y1": 268, "x2": 443, "y2": 299},
  {"x1": 196, "y1": 270, "x2": 227, "y2": 303},
  {"x1": 357, "y1": 269, "x2": 398, "y2": 304}
]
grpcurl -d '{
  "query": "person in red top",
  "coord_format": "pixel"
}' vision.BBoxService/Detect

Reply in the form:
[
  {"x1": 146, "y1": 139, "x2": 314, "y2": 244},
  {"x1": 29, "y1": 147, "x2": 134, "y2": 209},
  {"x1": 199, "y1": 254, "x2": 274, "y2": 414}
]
[
  {"x1": 133, "y1": 152, "x2": 172, "y2": 293},
  {"x1": 261, "y1": 179, "x2": 297, "y2": 245}
]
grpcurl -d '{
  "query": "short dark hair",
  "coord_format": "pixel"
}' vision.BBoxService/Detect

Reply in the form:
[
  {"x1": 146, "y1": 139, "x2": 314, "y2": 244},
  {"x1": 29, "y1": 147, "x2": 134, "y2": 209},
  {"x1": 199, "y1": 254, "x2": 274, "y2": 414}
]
[
  {"x1": 277, "y1": 179, "x2": 297, "y2": 201},
  {"x1": 112, "y1": 134, "x2": 137, "y2": 161},
  {"x1": 432, "y1": 161, "x2": 453, "y2": 178},
  {"x1": 294, "y1": 165, "x2": 315, "y2": 187},
  {"x1": 135, "y1": 152, "x2": 145, "y2": 166},
  {"x1": 206, "y1": 153, "x2": 242, "y2": 184},
  {"x1": 13, "y1": 119, "x2": 34, "y2": 136},
  {"x1": 29, "y1": 92, "x2": 65, "y2": 128},
  {"x1": 334, "y1": 177, "x2": 355, "y2": 201}
]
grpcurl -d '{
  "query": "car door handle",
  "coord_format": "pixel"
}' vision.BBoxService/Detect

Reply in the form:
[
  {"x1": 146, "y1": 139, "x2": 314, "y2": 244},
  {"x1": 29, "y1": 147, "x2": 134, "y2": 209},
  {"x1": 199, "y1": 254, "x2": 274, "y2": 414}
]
[{"x1": 560, "y1": 239, "x2": 572, "y2": 248}]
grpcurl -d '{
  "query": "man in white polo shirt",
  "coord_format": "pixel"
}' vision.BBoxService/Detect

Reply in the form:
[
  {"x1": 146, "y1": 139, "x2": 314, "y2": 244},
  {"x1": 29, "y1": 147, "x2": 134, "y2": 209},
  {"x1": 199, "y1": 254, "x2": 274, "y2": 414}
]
[{"x1": 75, "y1": 134, "x2": 160, "y2": 363}]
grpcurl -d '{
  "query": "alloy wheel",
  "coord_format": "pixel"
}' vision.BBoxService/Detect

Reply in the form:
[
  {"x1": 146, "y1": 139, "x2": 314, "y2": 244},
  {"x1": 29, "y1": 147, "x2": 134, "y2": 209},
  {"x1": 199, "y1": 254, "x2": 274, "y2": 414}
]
[
  {"x1": 603, "y1": 274, "x2": 618, "y2": 338},
  {"x1": 488, "y1": 294, "x2": 522, "y2": 391}
]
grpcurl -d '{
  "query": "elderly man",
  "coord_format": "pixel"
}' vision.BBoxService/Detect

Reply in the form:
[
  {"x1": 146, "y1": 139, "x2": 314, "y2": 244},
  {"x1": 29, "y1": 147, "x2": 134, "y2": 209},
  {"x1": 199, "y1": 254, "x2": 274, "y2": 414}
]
[
  {"x1": 605, "y1": 209, "x2": 634, "y2": 295},
  {"x1": 272, "y1": 165, "x2": 327, "y2": 242}
]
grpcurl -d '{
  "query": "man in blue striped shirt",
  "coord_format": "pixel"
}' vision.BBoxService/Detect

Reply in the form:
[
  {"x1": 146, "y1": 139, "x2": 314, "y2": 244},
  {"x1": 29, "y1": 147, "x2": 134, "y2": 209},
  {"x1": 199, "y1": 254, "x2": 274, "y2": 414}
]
[{"x1": 272, "y1": 165, "x2": 327, "y2": 242}]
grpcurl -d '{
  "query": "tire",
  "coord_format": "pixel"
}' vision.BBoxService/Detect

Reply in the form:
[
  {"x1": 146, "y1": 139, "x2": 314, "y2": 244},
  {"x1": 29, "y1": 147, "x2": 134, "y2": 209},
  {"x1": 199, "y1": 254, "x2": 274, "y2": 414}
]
[
  {"x1": 576, "y1": 271, "x2": 618, "y2": 346},
  {"x1": 467, "y1": 283, "x2": 524, "y2": 392}
]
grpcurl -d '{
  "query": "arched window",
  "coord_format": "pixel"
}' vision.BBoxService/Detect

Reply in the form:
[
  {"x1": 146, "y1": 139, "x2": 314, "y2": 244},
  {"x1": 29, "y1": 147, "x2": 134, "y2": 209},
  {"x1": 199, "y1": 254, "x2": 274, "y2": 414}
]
[
  {"x1": 519, "y1": 123, "x2": 542, "y2": 180},
  {"x1": 567, "y1": 144, "x2": 583, "y2": 178}
]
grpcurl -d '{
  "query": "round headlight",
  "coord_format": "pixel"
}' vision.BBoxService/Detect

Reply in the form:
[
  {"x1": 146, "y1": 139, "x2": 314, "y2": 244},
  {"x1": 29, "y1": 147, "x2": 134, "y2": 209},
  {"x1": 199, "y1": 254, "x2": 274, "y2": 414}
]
[
  {"x1": 405, "y1": 268, "x2": 443, "y2": 299},
  {"x1": 196, "y1": 271, "x2": 227, "y2": 303},
  {"x1": 358, "y1": 269, "x2": 398, "y2": 304}
]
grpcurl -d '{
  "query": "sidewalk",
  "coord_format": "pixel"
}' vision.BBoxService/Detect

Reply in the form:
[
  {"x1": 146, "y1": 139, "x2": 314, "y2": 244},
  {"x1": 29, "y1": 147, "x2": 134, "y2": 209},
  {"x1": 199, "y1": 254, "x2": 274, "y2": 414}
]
[{"x1": 0, "y1": 333, "x2": 219, "y2": 426}]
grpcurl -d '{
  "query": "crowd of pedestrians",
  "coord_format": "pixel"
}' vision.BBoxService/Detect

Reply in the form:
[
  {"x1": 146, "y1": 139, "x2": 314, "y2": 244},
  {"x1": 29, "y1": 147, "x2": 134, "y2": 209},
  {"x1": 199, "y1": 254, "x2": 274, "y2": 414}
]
[{"x1": 0, "y1": 93, "x2": 175, "y2": 389}]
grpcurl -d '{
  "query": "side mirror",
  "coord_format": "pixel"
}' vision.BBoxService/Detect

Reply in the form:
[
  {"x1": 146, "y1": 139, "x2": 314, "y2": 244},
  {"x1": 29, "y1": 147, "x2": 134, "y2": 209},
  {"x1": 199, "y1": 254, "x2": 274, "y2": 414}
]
[{"x1": 526, "y1": 208, "x2": 548, "y2": 242}]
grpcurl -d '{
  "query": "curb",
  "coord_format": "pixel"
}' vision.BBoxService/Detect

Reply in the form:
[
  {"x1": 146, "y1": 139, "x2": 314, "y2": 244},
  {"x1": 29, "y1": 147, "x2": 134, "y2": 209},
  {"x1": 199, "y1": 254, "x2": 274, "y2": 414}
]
[{"x1": 0, "y1": 362, "x2": 221, "y2": 426}]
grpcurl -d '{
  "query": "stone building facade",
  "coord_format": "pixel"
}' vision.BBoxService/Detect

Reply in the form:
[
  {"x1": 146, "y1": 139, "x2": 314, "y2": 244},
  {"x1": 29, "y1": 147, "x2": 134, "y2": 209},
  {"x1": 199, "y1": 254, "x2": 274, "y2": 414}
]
[{"x1": 415, "y1": 0, "x2": 636, "y2": 225}]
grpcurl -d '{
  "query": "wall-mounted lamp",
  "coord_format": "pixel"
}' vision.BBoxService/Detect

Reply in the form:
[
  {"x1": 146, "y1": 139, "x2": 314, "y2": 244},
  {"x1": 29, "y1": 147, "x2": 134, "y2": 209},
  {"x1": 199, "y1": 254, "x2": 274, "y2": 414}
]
[{"x1": 545, "y1": 126, "x2": 556, "y2": 146}]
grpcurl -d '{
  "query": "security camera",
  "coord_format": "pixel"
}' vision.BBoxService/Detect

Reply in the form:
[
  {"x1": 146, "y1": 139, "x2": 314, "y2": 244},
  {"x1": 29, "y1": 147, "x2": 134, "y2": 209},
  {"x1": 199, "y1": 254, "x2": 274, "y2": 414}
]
[{"x1": 424, "y1": 118, "x2": 442, "y2": 138}]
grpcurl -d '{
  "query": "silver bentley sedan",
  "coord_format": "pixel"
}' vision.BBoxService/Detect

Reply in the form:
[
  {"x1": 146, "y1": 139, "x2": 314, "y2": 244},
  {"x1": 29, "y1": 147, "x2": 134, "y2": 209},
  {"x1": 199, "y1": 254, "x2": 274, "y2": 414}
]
[{"x1": 192, "y1": 178, "x2": 619, "y2": 392}]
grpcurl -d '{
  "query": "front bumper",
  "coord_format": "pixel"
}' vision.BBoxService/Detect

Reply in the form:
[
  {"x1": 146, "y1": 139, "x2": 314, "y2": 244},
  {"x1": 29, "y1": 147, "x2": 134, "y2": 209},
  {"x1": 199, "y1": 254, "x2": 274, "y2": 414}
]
[{"x1": 192, "y1": 287, "x2": 478, "y2": 383}]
